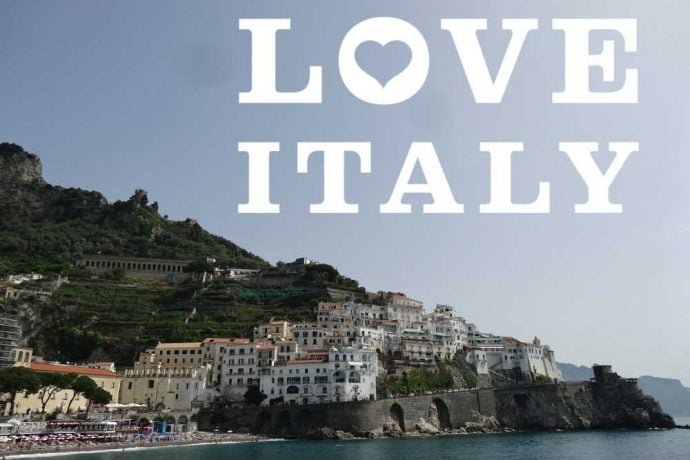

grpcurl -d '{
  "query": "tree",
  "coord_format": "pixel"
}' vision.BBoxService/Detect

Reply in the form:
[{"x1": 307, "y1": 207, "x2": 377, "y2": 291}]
[
  {"x1": 186, "y1": 260, "x2": 213, "y2": 274},
  {"x1": 65, "y1": 375, "x2": 98, "y2": 413},
  {"x1": 37, "y1": 373, "x2": 74, "y2": 413},
  {"x1": 244, "y1": 386, "x2": 267, "y2": 406},
  {"x1": 0, "y1": 367, "x2": 41, "y2": 416},
  {"x1": 85, "y1": 387, "x2": 112, "y2": 412}
]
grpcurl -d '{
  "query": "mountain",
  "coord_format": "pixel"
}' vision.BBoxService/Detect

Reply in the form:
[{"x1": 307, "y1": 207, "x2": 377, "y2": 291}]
[
  {"x1": 637, "y1": 376, "x2": 690, "y2": 417},
  {"x1": 0, "y1": 143, "x2": 364, "y2": 366},
  {"x1": 558, "y1": 362, "x2": 594, "y2": 382},
  {"x1": 0, "y1": 142, "x2": 268, "y2": 275},
  {"x1": 559, "y1": 363, "x2": 690, "y2": 417}
]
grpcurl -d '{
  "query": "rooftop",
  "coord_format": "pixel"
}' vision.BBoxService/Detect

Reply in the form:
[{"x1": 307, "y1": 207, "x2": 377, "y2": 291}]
[
  {"x1": 155, "y1": 342, "x2": 201, "y2": 349},
  {"x1": 202, "y1": 338, "x2": 251, "y2": 346},
  {"x1": 31, "y1": 362, "x2": 119, "y2": 378}
]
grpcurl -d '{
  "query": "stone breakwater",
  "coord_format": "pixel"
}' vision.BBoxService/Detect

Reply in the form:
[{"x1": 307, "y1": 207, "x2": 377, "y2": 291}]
[{"x1": 199, "y1": 377, "x2": 675, "y2": 437}]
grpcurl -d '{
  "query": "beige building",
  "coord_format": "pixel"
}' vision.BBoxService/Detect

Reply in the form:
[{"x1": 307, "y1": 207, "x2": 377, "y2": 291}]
[
  {"x1": 150, "y1": 342, "x2": 203, "y2": 371},
  {"x1": 317, "y1": 301, "x2": 353, "y2": 329},
  {"x1": 292, "y1": 322, "x2": 326, "y2": 350},
  {"x1": 120, "y1": 346, "x2": 209, "y2": 411},
  {"x1": 13, "y1": 347, "x2": 33, "y2": 368},
  {"x1": 253, "y1": 319, "x2": 292, "y2": 342},
  {"x1": 9, "y1": 362, "x2": 121, "y2": 416}
]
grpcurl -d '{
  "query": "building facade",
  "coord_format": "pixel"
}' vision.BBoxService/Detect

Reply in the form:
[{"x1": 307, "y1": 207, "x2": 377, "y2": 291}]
[
  {"x1": 0, "y1": 316, "x2": 21, "y2": 368},
  {"x1": 258, "y1": 347, "x2": 378, "y2": 406},
  {"x1": 119, "y1": 342, "x2": 209, "y2": 411},
  {"x1": 8, "y1": 362, "x2": 122, "y2": 415}
]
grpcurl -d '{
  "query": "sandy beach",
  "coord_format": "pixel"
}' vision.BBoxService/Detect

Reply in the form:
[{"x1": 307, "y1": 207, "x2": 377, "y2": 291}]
[{"x1": 0, "y1": 432, "x2": 276, "y2": 459}]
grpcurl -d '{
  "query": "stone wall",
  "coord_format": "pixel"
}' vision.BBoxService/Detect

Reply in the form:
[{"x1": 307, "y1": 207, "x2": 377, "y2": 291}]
[
  {"x1": 198, "y1": 389, "x2": 495, "y2": 435},
  {"x1": 198, "y1": 378, "x2": 675, "y2": 436},
  {"x1": 77, "y1": 256, "x2": 192, "y2": 282}
]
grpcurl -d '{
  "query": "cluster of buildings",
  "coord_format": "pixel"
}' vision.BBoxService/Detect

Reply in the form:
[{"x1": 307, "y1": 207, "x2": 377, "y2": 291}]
[
  {"x1": 115, "y1": 294, "x2": 561, "y2": 411},
  {"x1": 119, "y1": 336, "x2": 378, "y2": 410},
  {"x1": 1, "y1": 264, "x2": 562, "y2": 416}
]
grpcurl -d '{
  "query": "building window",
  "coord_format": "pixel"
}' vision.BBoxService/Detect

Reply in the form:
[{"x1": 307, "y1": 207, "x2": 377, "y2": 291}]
[{"x1": 148, "y1": 380, "x2": 154, "y2": 389}]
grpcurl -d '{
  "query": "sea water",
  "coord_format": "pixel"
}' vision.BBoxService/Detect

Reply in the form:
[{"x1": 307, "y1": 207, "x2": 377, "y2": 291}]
[{"x1": 13, "y1": 429, "x2": 690, "y2": 460}]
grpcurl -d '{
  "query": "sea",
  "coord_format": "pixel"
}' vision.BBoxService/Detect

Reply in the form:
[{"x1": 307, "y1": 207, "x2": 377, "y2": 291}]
[{"x1": 12, "y1": 423, "x2": 690, "y2": 460}]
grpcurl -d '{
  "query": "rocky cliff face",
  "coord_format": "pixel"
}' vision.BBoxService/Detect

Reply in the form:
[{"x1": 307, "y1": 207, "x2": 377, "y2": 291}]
[
  {"x1": 0, "y1": 143, "x2": 45, "y2": 187},
  {"x1": 494, "y1": 370, "x2": 675, "y2": 430},
  {"x1": 590, "y1": 374, "x2": 675, "y2": 429}
]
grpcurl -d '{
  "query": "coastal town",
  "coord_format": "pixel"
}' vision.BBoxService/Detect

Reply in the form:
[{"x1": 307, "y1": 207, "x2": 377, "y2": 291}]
[{"x1": 0, "y1": 254, "x2": 563, "y2": 444}]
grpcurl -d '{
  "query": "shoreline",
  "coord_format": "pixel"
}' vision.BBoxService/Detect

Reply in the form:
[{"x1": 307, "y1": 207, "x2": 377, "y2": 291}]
[
  {"x1": 1, "y1": 433, "x2": 280, "y2": 459},
  {"x1": 3, "y1": 425, "x2": 687, "y2": 459}
]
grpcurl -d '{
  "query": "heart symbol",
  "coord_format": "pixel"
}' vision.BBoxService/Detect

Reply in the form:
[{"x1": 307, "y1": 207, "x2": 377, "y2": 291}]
[{"x1": 355, "y1": 40, "x2": 413, "y2": 89}]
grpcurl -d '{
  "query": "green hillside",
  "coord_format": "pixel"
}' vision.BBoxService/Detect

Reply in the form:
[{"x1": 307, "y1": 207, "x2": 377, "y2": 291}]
[
  {"x1": 0, "y1": 142, "x2": 267, "y2": 275},
  {"x1": 25, "y1": 277, "x2": 322, "y2": 365},
  {"x1": 0, "y1": 143, "x2": 364, "y2": 366}
]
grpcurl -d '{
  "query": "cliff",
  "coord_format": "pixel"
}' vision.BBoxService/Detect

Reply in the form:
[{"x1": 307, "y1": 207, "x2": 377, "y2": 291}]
[
  {"x1": 0, "y1": 143, "x2": 268, "y2": 274},
  {"x1": 560, "y1": 362, "x2": 690, "y2": 417},
  {"x1": 494, "y1": 367, "x2": 675, "y2": 430},
  {"x1": 0, "y1": 143, "x2": 45, "y2": 186}
]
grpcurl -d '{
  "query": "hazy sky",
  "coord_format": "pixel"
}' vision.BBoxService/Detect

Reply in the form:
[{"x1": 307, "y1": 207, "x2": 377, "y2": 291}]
[{"x1": 2, "y1": 1, "x2": 689, "y2": 384}]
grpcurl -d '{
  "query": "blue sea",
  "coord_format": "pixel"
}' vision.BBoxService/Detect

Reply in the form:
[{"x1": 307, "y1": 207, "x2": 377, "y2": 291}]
[{"x1": 14, "y1": 428, "x2": 690, "y2": 460}]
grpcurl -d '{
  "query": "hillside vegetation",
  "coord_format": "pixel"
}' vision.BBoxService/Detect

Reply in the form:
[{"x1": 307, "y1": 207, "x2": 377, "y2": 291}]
[
  {"x1": 0, "y1": 142, "x2": 267, "y2": 275},
  {"x1": 23, "y1": 277, "x2": 320, "y2": 365},
  {"x1": 0, "y1": 143, "x2": 362, "y2": 366}
]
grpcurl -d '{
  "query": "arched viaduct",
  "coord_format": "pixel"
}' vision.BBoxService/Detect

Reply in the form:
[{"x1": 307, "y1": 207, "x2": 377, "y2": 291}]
[{"x1": 198, "y1": 389, "x2": 496, "y2": 435}]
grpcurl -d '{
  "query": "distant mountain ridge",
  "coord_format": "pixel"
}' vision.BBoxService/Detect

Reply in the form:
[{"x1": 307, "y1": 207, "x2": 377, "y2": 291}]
[
  {"x1": 0, "y1": 143, "x2": 268, "y2": 274},
  {"x1": 559, "y1": 362, "x2": 690, "y2": 417}
]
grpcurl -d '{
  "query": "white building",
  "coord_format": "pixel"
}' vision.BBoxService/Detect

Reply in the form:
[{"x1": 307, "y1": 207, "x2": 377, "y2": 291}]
[
  {"x1": 274, "y1": 339, "x2": 299, "y2": 363},
  {"x1": 7, "y1": 273, "x2": 44, "y2": 285},
  {"x1": 351, "y1": 326, "x2": 385, "y2": 352},
  {"x1": 258, "y1": 347, "x2": 378, "y2": 406},
  {"x1": 465, "y1": 335, "x2": 563, "y2": 382},
  {"x1": 347, "y1": 301, "x2": 386, "y2": 327},
  {"x1": 422, "y1": 305, "x2": 467, "y2": 350},
  {"x1": 385, "y1": 293, "x2": 424, "y2": 330},
  {"x1": 201, "y1": 338, "x2": 257, "y2": 402},
  {"x1": 226, "y1": 268, "x2": 260, "y2": 280}
]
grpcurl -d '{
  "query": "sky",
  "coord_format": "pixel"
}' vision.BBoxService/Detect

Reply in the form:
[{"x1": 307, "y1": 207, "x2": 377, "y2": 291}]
[{"x1": 1, "y1": 1, "x2": 689, "y2": 384}]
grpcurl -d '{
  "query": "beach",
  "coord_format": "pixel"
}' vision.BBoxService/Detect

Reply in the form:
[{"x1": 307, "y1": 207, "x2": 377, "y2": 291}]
[{"x1": 0, "y1": 431, "x2": 272, "y2": 459}]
